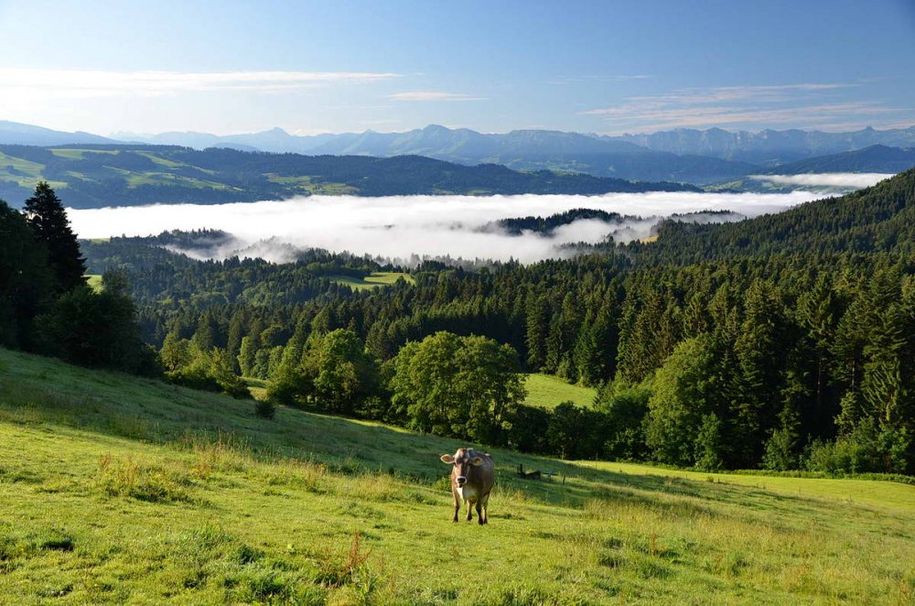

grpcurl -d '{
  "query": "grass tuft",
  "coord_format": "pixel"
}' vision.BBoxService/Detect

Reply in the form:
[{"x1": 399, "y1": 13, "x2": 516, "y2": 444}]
[{"x1": 96, "y1": 454, "x2": 193, "y2": 503}]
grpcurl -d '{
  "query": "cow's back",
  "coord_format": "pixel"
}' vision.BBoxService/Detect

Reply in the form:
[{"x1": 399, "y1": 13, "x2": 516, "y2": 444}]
[{"x1": 465, "y1": 450, "x2": 494, "y2": 495}]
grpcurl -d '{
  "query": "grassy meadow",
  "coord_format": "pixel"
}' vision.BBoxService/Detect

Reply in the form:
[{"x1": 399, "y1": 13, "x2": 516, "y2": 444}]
[
  {"x1": 523, "y1": 373, "x2": 597, "y2": 409},
  {"x1": 330, "y1": 272, "x2": 415, "y2": 292},
  {"x1": 0, "y1": 347, "x2": 914, "y2": 604}
]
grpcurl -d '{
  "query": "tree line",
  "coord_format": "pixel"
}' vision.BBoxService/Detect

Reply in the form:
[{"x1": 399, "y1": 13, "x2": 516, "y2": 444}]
[{"x1": 1, "y1": 183, "x2": 153, "y2": 373}]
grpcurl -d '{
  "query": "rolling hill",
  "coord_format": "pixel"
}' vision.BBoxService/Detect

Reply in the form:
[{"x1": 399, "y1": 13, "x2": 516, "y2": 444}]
[
  {"x1": 763, "y1": 144, "x2": 915, "y2": 174},
  {"x1": 643, "y1": 168, "x2": 915, "y2": 262},
  {"x1": 6, "y1": 120, "x2": 915, "y2": 187},
  {"x1": 0, "y1": 120, "x2": 118, "y2": 147},
  {"x1": 0, "y1": 144, "x2": 697, "y2": 208},
  {"x1": 1, "y1": 347, "x2": 913, "y2": 603}
]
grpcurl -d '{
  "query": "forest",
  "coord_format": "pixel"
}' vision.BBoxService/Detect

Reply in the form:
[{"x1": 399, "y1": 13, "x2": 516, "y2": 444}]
[{"x1": 4, "y1": 170, "x2": 915, "y2": 476}]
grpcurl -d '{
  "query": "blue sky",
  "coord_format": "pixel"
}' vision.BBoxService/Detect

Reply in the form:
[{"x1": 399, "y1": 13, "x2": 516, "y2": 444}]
[{"x1": 1, "y1": 0, "x2": 913, "y2": 135}]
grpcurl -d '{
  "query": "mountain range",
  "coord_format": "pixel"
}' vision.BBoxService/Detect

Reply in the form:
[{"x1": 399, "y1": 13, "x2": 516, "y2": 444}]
[
  {"x1": 2, "y1": 120, "x2": 914, "y2": 188},
  {"x1": 116, "y1": 123, "x2": 915, "y2": 181}
]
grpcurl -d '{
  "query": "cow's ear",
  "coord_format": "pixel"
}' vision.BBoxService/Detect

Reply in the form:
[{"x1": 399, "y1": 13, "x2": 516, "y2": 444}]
[
  {"x1": 470, "y1": 457, "x2": 483, "y2": 466},
  {"x1": 440, "y1": 454, "x2": 455, "y2": 464}
]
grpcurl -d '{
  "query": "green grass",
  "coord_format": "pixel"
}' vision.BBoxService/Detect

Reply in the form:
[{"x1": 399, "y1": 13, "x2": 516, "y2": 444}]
[
  {"x1": 242, "y1": 376, "x2": 269, "y2": 400},
  {"x1": 0, "y1": 152, "x2": 68, "y2": 190},
  {"x1": 266, "y1": 174, "x2": 359, "y2": 195},
  {"x1": 49, "y1": 149, "x2": 119, "y2": 160},
  {"x1": 330, "y1": 272, "x2": 414, "y2": 291},
  {"x1": 106, "y1": 168, "x2": 239, "y2": 191},
  {"x1": 0, "y1": 347, "x2": 913, "y2": 604},
  {"x1": 0, "y1": 151, "x2": 45, "y2": 176},
  {"x1": 523, "y1": 373, "x2": 597, "y2": 408},
  {"x1": 135, "y1": 151, "x2": 186, "y2": 169}
]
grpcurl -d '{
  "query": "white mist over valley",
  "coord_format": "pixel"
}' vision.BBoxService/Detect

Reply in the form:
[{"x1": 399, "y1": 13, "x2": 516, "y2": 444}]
[{"x1": 69, "y1": 173, "x2": 893, "y2": 264}]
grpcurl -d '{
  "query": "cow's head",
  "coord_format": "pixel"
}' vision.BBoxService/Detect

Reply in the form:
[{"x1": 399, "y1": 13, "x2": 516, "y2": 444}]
[{"x1": 440, "y1": 448, "x2": 483, "y2": 487}]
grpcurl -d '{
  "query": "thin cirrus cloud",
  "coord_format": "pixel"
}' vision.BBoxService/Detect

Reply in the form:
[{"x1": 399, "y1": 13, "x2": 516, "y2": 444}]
[
  {"x1": 388, "y1": 90, "x2": 486, "y2": 102},
  {"x1": 0, "y1": 67, "x2": 401, "y2": 99},
  {"x1": 581, "y1": 82, "x2": 909, "y2": 133}
]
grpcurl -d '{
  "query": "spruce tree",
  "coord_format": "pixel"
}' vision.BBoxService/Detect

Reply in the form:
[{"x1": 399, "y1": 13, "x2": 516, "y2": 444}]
[{"x1": 23, "y1": 182, "x2": 86, "y2": 292}]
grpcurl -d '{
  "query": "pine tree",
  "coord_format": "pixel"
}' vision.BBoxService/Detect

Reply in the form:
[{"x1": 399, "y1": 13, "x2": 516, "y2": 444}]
[
  {"x1": 23, "y1": 182, "x2": 86, "y2": 292},
  {"x1": 0, "y1": 200, "x2": 54, "y2": 348}
]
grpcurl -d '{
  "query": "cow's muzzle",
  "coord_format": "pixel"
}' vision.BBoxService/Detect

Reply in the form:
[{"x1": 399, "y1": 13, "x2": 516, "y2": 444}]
[{"x1": 456, "y1": 476, "x2": 467, "y2": 487}]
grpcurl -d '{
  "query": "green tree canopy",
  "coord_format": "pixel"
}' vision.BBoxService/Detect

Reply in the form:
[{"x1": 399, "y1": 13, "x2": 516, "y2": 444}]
[
  {"x1": 390, "y1": 331, "x2": 525, "y2": 445},
  {"x1": 23, "y1": 182, "x2": 86, "y2": 293}
]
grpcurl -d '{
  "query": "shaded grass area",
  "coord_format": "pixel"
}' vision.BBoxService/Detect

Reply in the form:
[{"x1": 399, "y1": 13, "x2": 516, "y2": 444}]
[
  {"x1": 0, "y1": 347, "x2": 913, "y2": 604},
  {"x1": 49, "y1": 149, "x2": 120, "y2": 160},
  {"x1": 523, "y1": 373, "x2": 597, "y2": 408}
]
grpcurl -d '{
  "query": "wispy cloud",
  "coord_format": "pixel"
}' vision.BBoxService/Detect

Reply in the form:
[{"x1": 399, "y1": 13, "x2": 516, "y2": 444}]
[
  {"x1": 582, "y1": 82, "x2": 912, "y2": 133},
  {"x1": 547, "y1": 74, "x2": 653, "y2": 85},
  {"x1": 0, "y1": 68, "x2": 400, "y2": 99},
  {"x1": 388, "y1": 90, "x2": 486, "y2": 102}
]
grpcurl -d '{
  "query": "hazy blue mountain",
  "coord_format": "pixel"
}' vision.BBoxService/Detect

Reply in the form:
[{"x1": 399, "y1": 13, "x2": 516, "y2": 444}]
[
  {"x1": 763, "y1": 145, "x2": 915, "y2": 174},
  {"x1": 115, "y1": 127, "x2": 326, "y2": 153},
  {"x1": 0, "y1": 120, "x2": 119, "y2": 146},
  {"x1": 9, "y1": 120, "x2": 915, "y2": 186},
  {"x1": 303, "y1": 125, "x2": 757, "y2": 184},
  {"x1": 110, "y1": 124, "x2": 756, "y2": 184},
  {"x1": 615, "y1": 126, "x2": 915, "y2": 165},
  {"x1": 112, "y1": 130, "x2": 260, "y2": 151}
]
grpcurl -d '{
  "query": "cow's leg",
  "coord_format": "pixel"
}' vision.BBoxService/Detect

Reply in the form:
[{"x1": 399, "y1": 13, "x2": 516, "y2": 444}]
[
  {"x1": 476, "y1": 499, "x2": 484, "y2": 525},
  {"x1": 451, "y1": 488, "x2": 460, "y2": 522},
  {"x1": 481, "y1": 492, "x2": 490, "y2": 524},
  {"x1": 466, "y1": 498, "x2": 474, "y2": 521}
]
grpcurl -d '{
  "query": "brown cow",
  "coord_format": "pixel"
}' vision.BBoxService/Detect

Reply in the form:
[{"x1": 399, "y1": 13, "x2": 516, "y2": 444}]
[{"x1": 439, "y1": 447, "x2": 494, "y2": 525}]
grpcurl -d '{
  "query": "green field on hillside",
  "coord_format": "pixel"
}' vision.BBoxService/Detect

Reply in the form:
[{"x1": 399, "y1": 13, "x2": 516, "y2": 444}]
[
  {"x1": 49, "y1": 148, "x2": 119, "y2": 160},
  {"x1": 524, "y1": 373, "x2": 597, "y2": 408},
  {"x1": 330, "y1": 272, "x2": 415, "y2": 291},
  {"x1": 0, "y1": 348, "x2": 913, "y2": 604}
]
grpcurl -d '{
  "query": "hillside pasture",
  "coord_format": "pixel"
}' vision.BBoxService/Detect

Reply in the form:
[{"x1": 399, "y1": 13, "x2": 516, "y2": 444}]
[
  {"x1": 330, "y1": 272, "x2": 414, "y2": 291},
  {"x1": 523, "y1": 372, "x2": 597, "y2": 409},
  {"x1": 0, "y1": 348, "x2": 913, "y2": 604}
]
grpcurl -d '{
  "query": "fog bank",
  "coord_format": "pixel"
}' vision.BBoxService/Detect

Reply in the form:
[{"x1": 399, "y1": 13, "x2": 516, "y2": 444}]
[
  {"x1": 68, "y1": 184, "x2": 860, "y2": 263},
  {"x1": 750, "y1": 173, "x2": 894, "y2": 189}
]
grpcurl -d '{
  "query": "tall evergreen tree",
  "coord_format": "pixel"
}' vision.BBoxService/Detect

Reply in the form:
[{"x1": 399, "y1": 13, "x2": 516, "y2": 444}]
[
  {"x1": 0, "y1": 200, "x2": 54, "y2": 348},
  {"x1": 23, "y1": 182, "x2": 86, "y2": 292}
]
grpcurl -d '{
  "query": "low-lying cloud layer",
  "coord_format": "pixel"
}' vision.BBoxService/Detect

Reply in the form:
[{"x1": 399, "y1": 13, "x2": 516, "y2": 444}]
[
  {"x1": 68, "y1": 183, "x2": 862, "y2": 264},
  {"x1": 750, "y1": 173, "x2": 895, "y2": 189}
]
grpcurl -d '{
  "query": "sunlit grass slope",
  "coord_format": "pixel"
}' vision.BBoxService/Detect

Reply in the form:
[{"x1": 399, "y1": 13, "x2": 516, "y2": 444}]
[
  {"x1": 1, "y1": 348, "x2": 913, "y2": 604},
  {"x1": 523, "y1": 373, "x2": 597, "y2": 409},
  {"x1": 330, "y1": 272, "x2": 415, "y2": 292}
]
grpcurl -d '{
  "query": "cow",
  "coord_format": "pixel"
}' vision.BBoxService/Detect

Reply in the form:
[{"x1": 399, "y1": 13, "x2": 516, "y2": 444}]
[{"x1": 439, "y1": 447, "x2": 494, "y2": 525}]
